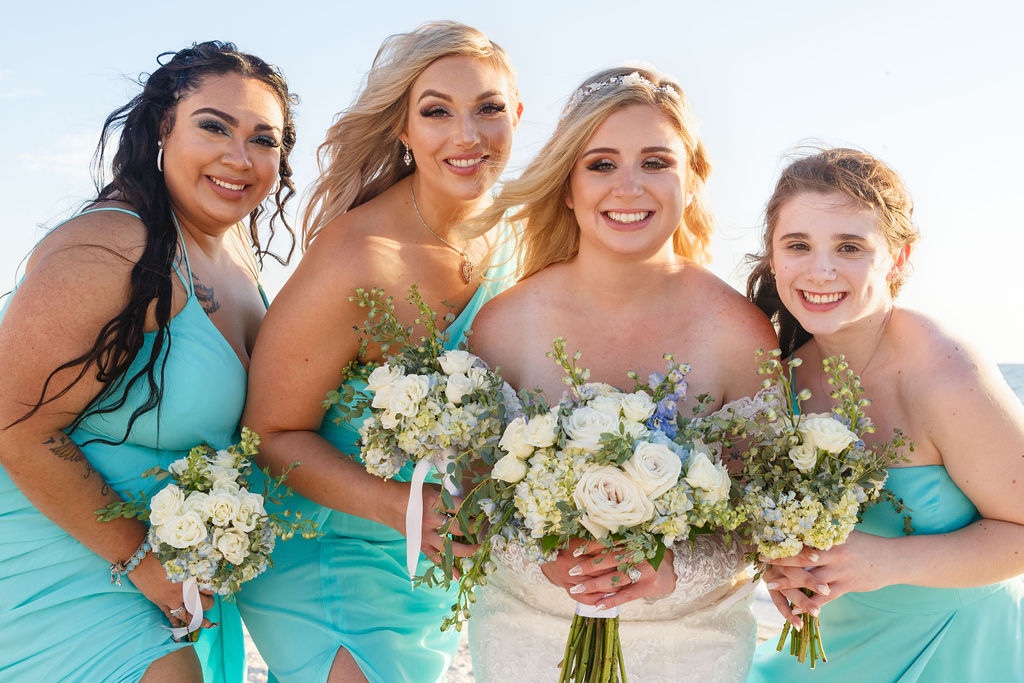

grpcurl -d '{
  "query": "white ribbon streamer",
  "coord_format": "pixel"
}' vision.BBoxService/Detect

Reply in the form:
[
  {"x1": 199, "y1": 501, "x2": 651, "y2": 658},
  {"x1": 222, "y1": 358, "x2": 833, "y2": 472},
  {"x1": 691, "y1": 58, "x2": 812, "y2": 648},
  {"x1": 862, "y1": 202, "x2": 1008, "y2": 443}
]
[
  {"x1": 167, "y1": 576, "x2": 204, "y2": 640},
  {"x1": 405, "y1": 447, "x2": 462, "y2": 582},
  {"x1": 575, "y1": 600, "x2": 620, "y2": 619}
]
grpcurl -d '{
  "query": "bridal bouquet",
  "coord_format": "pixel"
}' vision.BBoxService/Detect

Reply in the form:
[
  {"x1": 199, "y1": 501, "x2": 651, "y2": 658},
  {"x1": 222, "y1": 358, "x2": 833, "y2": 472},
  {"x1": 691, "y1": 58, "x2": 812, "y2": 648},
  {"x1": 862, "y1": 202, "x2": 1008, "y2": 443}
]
[
  {"x1": 732, "y1": 350, "x2": 910, "y2": 668},
  {"x1": 450, "y1": 339, "x2": 744, "y2": 682},
  {"x1": 97, "y1": 427, "x2": 318, "y2": 639},
  {"x1": 327, "y1": 285, "x2": 510, "y2": 581}
]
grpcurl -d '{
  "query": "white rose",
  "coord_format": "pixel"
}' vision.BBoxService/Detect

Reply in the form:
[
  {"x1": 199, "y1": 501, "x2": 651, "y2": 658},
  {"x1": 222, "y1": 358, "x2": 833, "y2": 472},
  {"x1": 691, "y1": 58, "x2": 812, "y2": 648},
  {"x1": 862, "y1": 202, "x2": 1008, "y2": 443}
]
[
  {"x1": 623, "y1": 441, "x2": 682, "y2": 498},
  {"x1": 149, "y1": 484, "x2": 185, "y2": 526},
  {"x1": 588, "y1": 394, "x2": 624, "y2": 418},
  {"x1": 788, "y1": 442, "x2": 819, "y2": 473},
  {"x1": 573, "y1": 465, "x2": 655, "y2": 538},
  {"x1": 156, "y1": 511, "x2": 209, "y2": 549},
  {"x1": 212, "y1": 527, "x2": 250, "y2": 565},
  {"x1": 499, "y1": 417, "x2": 534, "y2": 459},
  {"x1": 492, "y1": 454, "x2": 529, "y2": 483},
  {"x1": 523, "y1": 411, "x2": 558, "y2": 449},
  {"x1": 564, "y1": 406, "x2": 620, "y2": 452},
  {"x1": 367, "y1": 364, "x2": 405, "y2": 409},
  {"x1": 620, "y1": 391, "x2": 656, "y2": 423},
  {"x1": 438, "y1": 350, "x2": 478, "y2": 375},
  {"x1": 206, "y1": 465, "x2": 240, "y2": 491},
  {"x1": 210, "y1": 449, "x2": 237, "y2": 469},
  {"x1": 684, "y1": 443, "x2": 732, "y2": 504},
  {"x1": 183, "y1": 491, "x2": 211, "y2": 516},
  {"x1": 444, "y1": 372, "x2": 475, "y2": 405},
  {"x1": 379, "y1": 410, "x2": 400, "y2": 430},
  {"x1": 798, "y1": 414, "x2": 858, "y2": 454},
  {"x1": 233, "y1": 490, "x2": 266, "y2": 532},
  {"x1": 389, "y1": 375, "x2": 432, "y2": 417},
  {"x1": 203, "y1": 489, "x2": 240, "y2": 527}
]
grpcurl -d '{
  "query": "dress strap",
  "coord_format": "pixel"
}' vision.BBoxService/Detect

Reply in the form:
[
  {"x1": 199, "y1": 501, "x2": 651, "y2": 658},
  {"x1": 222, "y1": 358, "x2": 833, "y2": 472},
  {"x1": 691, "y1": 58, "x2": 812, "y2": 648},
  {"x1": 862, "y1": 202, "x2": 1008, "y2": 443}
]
[
  {"x1": 170, "y1": 212, "x2": 195, "y2": 296},
  {"x1": 787, "y1": 356, "x2": 801, "y2": 415}
]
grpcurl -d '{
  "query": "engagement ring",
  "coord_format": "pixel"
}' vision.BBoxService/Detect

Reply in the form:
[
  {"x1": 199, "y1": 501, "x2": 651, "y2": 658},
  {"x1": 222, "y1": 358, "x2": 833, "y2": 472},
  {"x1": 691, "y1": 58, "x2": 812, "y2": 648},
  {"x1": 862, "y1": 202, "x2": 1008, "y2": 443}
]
[
  {"x1": 627, "y1": 567, "x2": 642, "y2": 584},
  {"x1": 170, "y1": 606, "x2": 186, "y2": 618}
]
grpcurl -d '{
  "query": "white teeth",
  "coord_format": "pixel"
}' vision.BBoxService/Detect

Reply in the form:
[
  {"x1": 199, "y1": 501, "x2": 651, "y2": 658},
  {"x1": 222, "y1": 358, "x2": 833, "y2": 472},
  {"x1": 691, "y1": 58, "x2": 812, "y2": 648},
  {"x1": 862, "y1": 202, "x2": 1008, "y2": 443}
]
[
  {"x1": 448, "y1": 157, "x2": 483, "y2": 168},
  {"x1": 803, "y1": 291, "x2": 844, "y2": 304},
  {"x1": 211, "y1": 177, "x2": 245, "y2": 191},
  {"x1": 606, "y1": 211, "x2": 650, "y2": 223}
]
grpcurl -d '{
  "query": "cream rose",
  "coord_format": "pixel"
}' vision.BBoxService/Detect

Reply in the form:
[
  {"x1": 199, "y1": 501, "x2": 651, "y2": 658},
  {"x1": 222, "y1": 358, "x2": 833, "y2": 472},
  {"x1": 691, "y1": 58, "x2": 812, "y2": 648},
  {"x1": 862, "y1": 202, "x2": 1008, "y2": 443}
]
[
  {"x1": 389, "y1": 375, "x2": 432, "y2": 417},
  {"x1": 367, "y1": 364, "x2": 405, "y2": 409},
  {"x1": 212, "y1": 527, "x2": 250, "y2": 565},
  {"x1": 564, "y1": 406, "x2": 620, "y2": 452},
  {"x1": 438, "y1": 349, "x2": 478, "y2": 375},
  {"x1": 623, "y1": 441, "x2": 682, "y2": 498},
  {"x1": 233, "y1": 490, "x2": 266, "y2": 532},
  {"x1": 444, "y1": 372, "x2": 475, "y2": 405},
  {"x1": 799, "y1": 414, "x2": 858, "y2": 453},
  {"x1": 620, "y1": 391, "x2": 656, "y2": 423},
  {"x1": 203, "y1": 489, "x2": 240, "y2": 527},
  {"x1": 499, "y1": 417, "x2": 534, "y2": 459},
  {"x1": 684, "y1": 443, "x2": 732, "y2": 504},
  {"x1": 492, "y1": 454, "x2": 529, "y2": 483},
  {"x1": 156, "y1": 510, "x2": 209, "y2": 549},
  {"x1": 788, "y1": 442, "x2": 819, "y2": 473},
  {"x1": 573, "y1": 465, "x2": 655, "y2": 538},
  {"x1": 149, "y1": 484, "x2": 185, "y2": 526},
  {"x1": 523, "y1": 411, "x2": 558, "y2": 449}
]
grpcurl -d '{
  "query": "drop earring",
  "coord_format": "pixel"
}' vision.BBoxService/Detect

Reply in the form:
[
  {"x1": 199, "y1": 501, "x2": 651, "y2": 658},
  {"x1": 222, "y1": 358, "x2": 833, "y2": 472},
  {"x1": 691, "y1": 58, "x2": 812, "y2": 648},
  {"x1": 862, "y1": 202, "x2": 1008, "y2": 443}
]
[{"x1": 403, "y1": 143, "x2": 413, "y2": 167}]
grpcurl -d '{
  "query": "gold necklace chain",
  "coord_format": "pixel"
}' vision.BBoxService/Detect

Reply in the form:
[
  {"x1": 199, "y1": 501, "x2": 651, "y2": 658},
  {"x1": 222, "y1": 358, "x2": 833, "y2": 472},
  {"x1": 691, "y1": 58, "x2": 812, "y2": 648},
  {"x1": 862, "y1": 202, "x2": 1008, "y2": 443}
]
[{"x1": 410, "y1": 184, "x2": 474, "y2": 284}]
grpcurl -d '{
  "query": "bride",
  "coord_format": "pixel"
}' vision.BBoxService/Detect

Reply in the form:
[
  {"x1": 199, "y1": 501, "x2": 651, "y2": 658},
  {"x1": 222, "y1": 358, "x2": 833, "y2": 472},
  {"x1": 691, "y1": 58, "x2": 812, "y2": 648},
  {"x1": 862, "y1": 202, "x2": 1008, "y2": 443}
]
[{"x1": 466, "y1": 66, "x2": 776, "y2": 682}]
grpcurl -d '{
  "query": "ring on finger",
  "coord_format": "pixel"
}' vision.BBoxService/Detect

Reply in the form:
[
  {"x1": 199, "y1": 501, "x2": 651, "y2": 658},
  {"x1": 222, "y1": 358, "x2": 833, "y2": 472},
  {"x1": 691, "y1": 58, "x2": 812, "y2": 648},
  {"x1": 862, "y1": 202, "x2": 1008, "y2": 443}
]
[
  {"x1": 170, "y1": 606, "x2": 186, "y2": 618},
  {"x1": 626, "y1": 567, "x2": 642, "y2": 584}
]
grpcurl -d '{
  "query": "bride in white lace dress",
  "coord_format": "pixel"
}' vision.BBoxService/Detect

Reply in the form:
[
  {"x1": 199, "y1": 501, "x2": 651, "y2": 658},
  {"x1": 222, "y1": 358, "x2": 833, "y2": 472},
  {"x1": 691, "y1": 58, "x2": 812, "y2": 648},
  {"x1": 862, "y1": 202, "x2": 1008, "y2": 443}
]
[{"x1": 465, "y1": 65, "x2": 777, "y2": 682}]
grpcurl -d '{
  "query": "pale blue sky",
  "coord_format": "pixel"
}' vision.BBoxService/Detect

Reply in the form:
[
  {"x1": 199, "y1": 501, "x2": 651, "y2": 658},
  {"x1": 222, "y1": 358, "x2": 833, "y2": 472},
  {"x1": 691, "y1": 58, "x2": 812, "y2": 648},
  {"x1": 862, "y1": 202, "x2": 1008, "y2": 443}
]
[{"x1": 3, "y1": 1, "x2": 1022, "y2": 360}]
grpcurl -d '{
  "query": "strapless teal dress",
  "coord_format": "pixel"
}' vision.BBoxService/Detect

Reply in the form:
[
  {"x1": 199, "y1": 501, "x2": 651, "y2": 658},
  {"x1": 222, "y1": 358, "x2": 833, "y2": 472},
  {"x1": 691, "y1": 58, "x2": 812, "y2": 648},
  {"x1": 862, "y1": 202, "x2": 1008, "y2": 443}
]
[
  {"x1": 749, "y1": 465, "x2": 1024, "y2": 682},
  {"x1": 236, "y1": 251, "x2": 515, "y2": 683},
  {"x1": 0, "y1": 208, "x2": 250, "y2": 681}
]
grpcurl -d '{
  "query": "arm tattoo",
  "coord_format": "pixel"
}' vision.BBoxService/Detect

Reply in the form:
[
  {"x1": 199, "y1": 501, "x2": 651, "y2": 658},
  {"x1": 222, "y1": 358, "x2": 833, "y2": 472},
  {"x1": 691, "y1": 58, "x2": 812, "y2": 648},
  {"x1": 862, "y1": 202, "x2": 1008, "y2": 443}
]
[{"x1": 43, "y1": 434, "x2": 111, "y2": 495}]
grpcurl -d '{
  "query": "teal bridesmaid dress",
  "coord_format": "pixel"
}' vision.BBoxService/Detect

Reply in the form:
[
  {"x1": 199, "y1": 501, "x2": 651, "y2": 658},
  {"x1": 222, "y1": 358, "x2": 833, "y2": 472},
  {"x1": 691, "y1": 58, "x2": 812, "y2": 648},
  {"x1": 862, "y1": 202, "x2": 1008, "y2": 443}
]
[
  {"x1": 236, "y1": 246, "x2": 516, "y2": 683},
  {"x1": 749, "y1": 465, "x2": 1024, "y2": 682},
  {"x1": 0, "y1": 208, "x2": 251, "y2": 681}
]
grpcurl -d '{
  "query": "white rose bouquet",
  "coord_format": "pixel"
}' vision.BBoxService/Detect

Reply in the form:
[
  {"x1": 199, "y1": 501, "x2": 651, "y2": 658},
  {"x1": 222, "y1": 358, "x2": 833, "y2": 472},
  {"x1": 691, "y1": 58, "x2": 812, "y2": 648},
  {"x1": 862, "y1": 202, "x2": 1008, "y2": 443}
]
[
  {"x1": 97, "y1": 428, "x2": 318, "y2": 639},
  {"x1": 449, "y1": 338, "x2": 744, "y2": 683},
  {"x1": 730, "y1": 350, "x2": 911, "y2": 668},
  {"x1": 326, "y1": 286, "x2": 511, "y2": 582}
]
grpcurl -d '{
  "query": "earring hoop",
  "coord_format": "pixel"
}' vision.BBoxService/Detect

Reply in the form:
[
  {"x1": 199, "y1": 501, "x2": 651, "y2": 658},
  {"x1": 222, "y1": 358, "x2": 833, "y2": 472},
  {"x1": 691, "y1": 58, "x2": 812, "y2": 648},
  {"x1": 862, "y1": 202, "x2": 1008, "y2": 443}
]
[
  {"x1": 157, "y1": 146, "x2": 164, "y2": 173},
  {"x1": 402, "y1": 143, "x2": 413, "y2": 167}
]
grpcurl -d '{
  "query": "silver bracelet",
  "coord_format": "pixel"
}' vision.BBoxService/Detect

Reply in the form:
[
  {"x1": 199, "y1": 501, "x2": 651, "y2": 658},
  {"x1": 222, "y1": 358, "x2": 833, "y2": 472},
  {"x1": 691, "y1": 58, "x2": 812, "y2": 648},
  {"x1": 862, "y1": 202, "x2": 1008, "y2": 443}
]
[{"x1": 110, "y1": 538, "x2": 151, "y2": 586}]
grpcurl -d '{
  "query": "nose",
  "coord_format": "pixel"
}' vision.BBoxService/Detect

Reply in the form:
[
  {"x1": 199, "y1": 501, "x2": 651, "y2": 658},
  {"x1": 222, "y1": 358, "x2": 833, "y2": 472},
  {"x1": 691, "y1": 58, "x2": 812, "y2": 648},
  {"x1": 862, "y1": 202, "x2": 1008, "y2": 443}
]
[
  {"x1": 222, "y1": 139, "x2": 253, "y2": 169},
  {"x1": 810, "y1": 254, "x2": 836, "y2": 281},
  {"x1": 613, "y1": 166, "x2": 642, "y2": 198},
  {"x1": 453, "y1": 115, "x2": 481, "y2": 147}
]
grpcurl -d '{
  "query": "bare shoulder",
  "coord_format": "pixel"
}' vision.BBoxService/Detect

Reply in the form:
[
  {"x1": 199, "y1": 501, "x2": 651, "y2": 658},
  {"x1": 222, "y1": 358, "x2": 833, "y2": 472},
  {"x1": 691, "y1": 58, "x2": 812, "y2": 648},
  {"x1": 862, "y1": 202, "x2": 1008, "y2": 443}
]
[
  {"x1": 27, "y1": 203, "x2": 148, "y2": 274},
  {"x1": 678, "y1": 265, "x2": 776, "y2": 344}
]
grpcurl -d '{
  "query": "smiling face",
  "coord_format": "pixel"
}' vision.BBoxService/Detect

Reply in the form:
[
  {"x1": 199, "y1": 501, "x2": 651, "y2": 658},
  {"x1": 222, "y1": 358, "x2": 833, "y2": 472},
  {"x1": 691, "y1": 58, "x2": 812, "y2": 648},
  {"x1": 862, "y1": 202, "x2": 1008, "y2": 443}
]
[
  {"x1": 160, "y1": 71, "x2": 284, "y2": 234},
  {"x1": 770, "y1": 191, "x2": 906, "y2": 336},
  {"x1": 566, "y1": 104, "x2": 688, "y2": 261},
  {"x1": 401, "y1": 55, "x2": 520, "y2": 207}
]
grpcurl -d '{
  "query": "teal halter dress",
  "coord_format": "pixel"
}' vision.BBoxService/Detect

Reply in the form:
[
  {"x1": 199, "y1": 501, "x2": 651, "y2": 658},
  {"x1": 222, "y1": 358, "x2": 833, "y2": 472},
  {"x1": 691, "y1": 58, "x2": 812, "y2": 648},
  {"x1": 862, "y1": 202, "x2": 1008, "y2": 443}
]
[{"x1": 0, "y1": 208, "x2": 253, "y2": 681}]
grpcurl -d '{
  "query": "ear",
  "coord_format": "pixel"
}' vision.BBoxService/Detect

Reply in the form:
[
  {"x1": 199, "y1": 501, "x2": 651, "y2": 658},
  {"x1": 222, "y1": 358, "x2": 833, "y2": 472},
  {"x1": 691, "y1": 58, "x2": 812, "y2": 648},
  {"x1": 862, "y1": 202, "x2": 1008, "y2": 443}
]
[
  {"x1": 513, "y1": 100, "x2": 524, "y2": 128},
  {"x1": 564, "y1": 187, "x2": 574, "y2": 211},
  {"x1": 888, "y1": 244, "x2": 911, "y2": 280}
]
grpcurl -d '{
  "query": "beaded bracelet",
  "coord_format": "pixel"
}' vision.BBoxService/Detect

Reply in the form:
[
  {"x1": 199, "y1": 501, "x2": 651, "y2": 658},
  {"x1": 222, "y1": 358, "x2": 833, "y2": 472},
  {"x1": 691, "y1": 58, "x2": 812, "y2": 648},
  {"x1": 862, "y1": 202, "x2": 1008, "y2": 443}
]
[{"x1": 110, "y1": 538, "x2": 151, "y2": 586}]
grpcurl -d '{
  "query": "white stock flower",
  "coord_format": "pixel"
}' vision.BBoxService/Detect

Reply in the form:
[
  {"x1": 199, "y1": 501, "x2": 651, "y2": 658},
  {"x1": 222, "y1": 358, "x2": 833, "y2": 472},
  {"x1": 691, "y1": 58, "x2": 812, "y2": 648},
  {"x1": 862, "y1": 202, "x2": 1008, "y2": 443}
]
[
  {"x1": 788, "y1": 442, "x2": 819, "y2": 473},
  {"x1": 203, "y1": 489, "x2": 240, "y2": 527},
  {"x1": 212, "y1": 527, "x2": 250, "y2": 565},
  {"x1": 798, "y1": 414, "x2": 858, "y2": 454},
  {"x1": 438, "y1": 350, "x2": 478, "y2": 375},
  {"x1": 499, "y1": 417, "x2": 534, "y2": 459},
  {"x1": 573, "y1": 465, "x2": 655, "y2": 538},
  {"x1": 684, "y1": 442, "x2": 732, "y2": 504},
  {"x1": 444, "y1": 372, "x2": 475, "y2": 405},
  {"x1": 149, "y1": 484, "x2": 185, "y2": 526},
  {"x1": 623, "y1": 441, "x2": 682, "y2": 498},
  {"x1": 620, "y1": 391, "x2": 656, "y2": 423},
  {"x1": 523, "y1": 411, "x2": 558, "y2": 449},
  {"x1": 156, "y1": 511, "x2": 209, "y2": 549},
  {"x1": 492, "y1": 454, "x2": 529, "y2": 483},
  {"x1": 564, "y1": 406, "x2": 620, "y2": 452}
]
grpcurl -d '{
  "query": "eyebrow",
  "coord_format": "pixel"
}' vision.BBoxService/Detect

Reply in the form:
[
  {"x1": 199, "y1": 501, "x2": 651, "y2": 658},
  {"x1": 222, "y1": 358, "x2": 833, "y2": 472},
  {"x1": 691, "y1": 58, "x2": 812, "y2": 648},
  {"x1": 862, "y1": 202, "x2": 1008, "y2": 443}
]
[
  {"x1": 581, "y1": 146, "x2": 677, "y2": 156},
  {"x1": 777, "y1": 231, "x2": 870, "y2": 241},
  {"x1": 191, "y1": 107, "x2": 281, "y2": 132},
  {"x1": 416, "y1": 89, "x2": 506, "y2": 103}
]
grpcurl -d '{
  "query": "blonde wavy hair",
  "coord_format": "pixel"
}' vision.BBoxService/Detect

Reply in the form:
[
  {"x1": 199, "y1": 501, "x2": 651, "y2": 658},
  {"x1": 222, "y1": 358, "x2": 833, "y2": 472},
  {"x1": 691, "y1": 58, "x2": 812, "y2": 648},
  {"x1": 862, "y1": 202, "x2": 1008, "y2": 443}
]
[
  {"x1": 469, "y1": 65, "x2": 713, "y2": 280},
  {"x1": 301, "y1": 21, "x2": 518, "y2": 249}
]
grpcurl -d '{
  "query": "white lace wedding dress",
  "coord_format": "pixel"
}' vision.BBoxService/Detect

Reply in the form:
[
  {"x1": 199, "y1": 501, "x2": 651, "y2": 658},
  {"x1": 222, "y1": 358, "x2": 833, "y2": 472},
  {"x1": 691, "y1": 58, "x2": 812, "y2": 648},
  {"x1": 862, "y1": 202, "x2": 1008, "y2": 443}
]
[{"x1": 467, "y1": 533, "x2": 756, "y2": 682}]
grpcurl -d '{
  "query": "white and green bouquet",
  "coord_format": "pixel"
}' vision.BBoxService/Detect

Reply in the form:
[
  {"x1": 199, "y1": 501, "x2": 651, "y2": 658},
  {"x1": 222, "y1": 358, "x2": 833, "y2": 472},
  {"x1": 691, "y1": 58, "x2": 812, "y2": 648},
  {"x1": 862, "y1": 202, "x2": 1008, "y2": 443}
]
[
  {"x1": 731, "y1": 350, "x2": 911, "y2": 668},
  {"x1": 327, "y1": 285, "x2": 511, "y2": 581},
  {"x1": 97, "y1": 427, "x2": 318, "y2": 639},
  {"x1": 450, "y1": 339, "x2": 745, "y2": 683}
]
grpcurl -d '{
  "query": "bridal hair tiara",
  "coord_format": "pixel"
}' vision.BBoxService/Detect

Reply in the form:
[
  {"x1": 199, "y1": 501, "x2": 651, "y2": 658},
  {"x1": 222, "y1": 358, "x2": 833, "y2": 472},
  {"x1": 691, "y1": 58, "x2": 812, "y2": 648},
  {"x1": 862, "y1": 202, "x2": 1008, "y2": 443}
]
[{"x1": 561, "y1": 71, "x2": 680, "y2": 119}]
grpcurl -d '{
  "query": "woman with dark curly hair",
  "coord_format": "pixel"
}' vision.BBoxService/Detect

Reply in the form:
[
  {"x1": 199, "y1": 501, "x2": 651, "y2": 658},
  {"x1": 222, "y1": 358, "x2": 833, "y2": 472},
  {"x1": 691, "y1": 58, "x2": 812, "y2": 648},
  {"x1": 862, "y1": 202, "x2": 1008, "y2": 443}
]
[{"x1": 0, "y1": 41, "x2": 297, "y2": 681}]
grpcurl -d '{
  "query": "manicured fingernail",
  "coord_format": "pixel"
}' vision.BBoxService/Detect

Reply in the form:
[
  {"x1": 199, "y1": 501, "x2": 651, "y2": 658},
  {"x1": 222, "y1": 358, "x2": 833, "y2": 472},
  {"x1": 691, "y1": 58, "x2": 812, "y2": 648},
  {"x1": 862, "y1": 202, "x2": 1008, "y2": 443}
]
[
  {"x1": 573, "y1": 545, "x2": 588, "y2": 557},
  {"x1": 807, "y1": 552, "x2": 819, "y2": 562},
  {"x1": 595, "y1": 604, "x2": 606, "y2": 611},
  {"x1": 569, "y1": 564, "x2": 584, "y2": 577},
  {"x1": 570, "y1": 584, "x2": 586, "y2": 594},
  {"x1": 817, "y1": 584, "x2": 831, "y2": 596},
  {"x1": 792, "y1": 606, "x2": 803, "y2": 615},
  {"x1": 792, "y1": 620, "x2": 802, "y2": 631},
  {"x1": 809, "y1": 607, "x2": 820, "y2": 617},
  {"x1": 765, "y1": 582, "x2": 780, "y2": 590}
]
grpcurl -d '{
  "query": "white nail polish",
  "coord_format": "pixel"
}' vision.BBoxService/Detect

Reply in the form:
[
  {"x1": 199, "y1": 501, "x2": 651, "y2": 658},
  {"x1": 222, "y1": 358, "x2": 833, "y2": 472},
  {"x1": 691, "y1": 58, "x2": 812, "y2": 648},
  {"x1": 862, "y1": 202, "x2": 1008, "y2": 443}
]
[{"x1": 570, "y1": 584, "x2": 586, "y2": 595}]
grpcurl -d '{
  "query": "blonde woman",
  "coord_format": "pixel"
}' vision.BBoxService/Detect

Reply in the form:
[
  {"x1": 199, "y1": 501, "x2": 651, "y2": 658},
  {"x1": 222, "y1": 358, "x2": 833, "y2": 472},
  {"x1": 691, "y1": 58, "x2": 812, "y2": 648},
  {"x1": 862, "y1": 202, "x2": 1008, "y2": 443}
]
[
  {"x1": 466, "y1": 66, "x2": 775, "y2": 682},
  {"x1": 234, "y1": 22, "x2": 522, "y2": 683}
]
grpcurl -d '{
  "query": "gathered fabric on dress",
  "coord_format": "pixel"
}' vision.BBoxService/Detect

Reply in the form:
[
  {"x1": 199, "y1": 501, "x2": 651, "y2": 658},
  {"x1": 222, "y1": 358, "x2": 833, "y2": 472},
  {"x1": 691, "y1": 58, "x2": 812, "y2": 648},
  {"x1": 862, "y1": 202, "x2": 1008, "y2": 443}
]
[
  {"x1": 236, "y1": 239, "x2": 517, "y2": 683},
  {"x1": 0, "y1": 208, "x2": 251, "y2": 682},
  {"x1": 748, "y1": 465, "x2": 1024, "y2": 683}
]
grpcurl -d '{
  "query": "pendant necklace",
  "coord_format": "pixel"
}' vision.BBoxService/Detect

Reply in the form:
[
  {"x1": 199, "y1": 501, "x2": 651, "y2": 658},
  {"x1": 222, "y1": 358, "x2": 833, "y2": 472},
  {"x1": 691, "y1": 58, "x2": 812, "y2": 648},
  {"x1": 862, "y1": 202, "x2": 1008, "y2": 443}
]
[{"x1": 410, "y1": 184, "x2": 474, "y2": 284}]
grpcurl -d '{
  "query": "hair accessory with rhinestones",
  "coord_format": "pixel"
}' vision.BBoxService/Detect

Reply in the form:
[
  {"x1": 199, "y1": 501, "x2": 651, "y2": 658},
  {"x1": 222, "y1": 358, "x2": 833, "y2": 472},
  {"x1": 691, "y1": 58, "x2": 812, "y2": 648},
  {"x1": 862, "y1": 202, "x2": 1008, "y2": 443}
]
[{"x1": 561, "y1": 71, "x2": 679, "y2": 119}]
